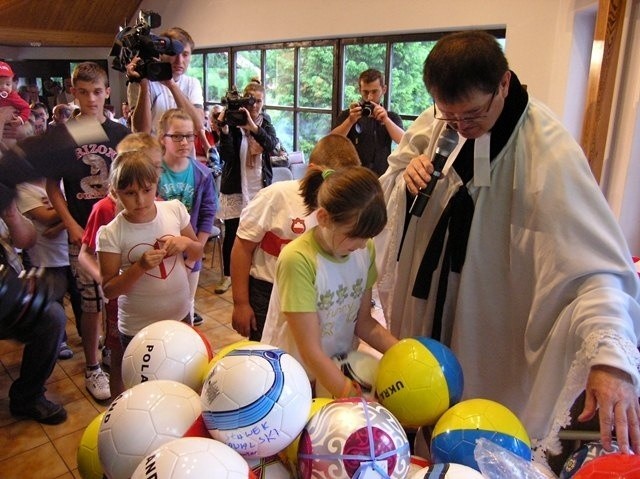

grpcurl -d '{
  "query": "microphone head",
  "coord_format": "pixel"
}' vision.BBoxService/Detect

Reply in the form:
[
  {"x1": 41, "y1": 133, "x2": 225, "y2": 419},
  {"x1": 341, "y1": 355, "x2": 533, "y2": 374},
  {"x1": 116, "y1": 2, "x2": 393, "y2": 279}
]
[{"x1": 435, "y1": 127, "x2": 459, "y2": 157}]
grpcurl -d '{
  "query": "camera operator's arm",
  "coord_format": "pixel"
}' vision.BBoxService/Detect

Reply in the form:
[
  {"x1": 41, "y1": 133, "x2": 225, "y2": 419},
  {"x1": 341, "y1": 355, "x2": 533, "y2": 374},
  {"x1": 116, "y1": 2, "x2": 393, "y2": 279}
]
[
  {"x1": 131, "y1": 79, "x2": 153, "y2": 134},
  {"x1": 160, "y1": 79, "x2": 207, "y2": 134},
  {"x1": 126, "y1": 57, "x2": 153, "y2": 134},
  {"x1": 331, "y1": 103, "x2": 362, "y2": 137},
  {"x1": 240, "y1": 109, "x2": 278, "y2": 153},
  {"x1": 1, "y1": 201, "x2": 36, "y2": 250},
  {"x1": 372, "y1": 102, "x2": 404, "y2": 144}
]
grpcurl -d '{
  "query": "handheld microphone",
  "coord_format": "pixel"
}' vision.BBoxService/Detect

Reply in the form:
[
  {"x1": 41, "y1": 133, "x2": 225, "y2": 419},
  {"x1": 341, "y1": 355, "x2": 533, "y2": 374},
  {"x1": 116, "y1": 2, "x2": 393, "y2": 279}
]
[{"x1": 409, "y1": 127, "x2": 459, "y2": 217}]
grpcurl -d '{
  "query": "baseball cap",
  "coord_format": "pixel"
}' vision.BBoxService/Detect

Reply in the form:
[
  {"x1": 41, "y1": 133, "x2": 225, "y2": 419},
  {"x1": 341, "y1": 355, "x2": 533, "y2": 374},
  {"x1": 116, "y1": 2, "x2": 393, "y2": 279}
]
[{"x1": 0, "y1": 61, "x2": 14, "y2": 78}]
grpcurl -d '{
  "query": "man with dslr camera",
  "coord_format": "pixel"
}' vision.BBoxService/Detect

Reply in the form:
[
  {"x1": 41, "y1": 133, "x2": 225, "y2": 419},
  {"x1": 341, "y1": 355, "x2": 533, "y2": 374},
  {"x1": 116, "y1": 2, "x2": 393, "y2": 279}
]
[{"x1": 331, "y1": 68, "x2": 404, "y2": 177}]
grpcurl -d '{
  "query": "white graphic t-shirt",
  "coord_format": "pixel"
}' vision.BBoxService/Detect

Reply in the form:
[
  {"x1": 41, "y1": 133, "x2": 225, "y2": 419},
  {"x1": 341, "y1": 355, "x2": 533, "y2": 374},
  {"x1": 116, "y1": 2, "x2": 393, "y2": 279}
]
[
  {"x1": 96, "y1": 200, "x2": 192, "y2": 336},
  {"x1": 261, "y1": 227, "x2": 377, "y2": 379}
]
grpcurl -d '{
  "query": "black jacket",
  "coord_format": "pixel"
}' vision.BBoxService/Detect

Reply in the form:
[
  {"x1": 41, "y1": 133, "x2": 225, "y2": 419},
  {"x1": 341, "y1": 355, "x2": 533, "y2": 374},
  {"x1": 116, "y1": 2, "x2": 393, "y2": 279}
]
[{"x1": 218, "y1": 117, "x2": 278, "y2": 195}]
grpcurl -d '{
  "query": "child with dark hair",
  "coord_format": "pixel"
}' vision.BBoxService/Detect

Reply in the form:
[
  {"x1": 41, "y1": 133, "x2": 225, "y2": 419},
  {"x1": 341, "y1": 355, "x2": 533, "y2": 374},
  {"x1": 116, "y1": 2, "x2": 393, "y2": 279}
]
[
  {"x1": 79, "y1": 133, "x2": 163, "y2": 397},
  {"x1": 231, "y1": 134, "x2": 361, "y2": 341},
  {"x1": 45, "y1": 61, "x2": 130, "y2": 401},
  {"x1": 261, "y1": 165, "x2": 398, "y2": 398},
  {"x1": 97, "y1": 151, "x2": 202, "y2": 349}
]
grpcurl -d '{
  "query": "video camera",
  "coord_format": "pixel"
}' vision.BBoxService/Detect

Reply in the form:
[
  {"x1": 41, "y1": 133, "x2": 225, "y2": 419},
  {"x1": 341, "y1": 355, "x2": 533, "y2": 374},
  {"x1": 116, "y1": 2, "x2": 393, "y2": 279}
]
[
  {"x1": 221, "y1": 86, "x2": 256, "y2": 127},
  {"x1": 109, "y1": 10, "x2": 183, "y2": 82}
]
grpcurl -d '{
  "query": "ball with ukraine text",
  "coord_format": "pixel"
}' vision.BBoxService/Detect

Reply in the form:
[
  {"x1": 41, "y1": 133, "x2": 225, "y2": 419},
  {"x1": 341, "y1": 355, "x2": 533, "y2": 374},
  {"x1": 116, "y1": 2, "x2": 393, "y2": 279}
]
[
  {"x1": 430, "y1": 398, "x2": 531, "y2": 471},
  {"x1": 375, "y1": 337, "x2": 464, "y2": 427},
  {"x1": 201, "y1": 343, "x2": 312, "y2": 459}
]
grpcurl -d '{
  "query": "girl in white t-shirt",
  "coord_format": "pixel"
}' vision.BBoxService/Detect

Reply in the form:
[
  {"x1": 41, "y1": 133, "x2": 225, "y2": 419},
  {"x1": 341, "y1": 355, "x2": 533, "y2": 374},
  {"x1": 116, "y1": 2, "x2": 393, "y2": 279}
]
[
  {"x1": 261, "y1": 165, "x2": 398, "y2": 398},
  {"x1": 97, "y1": 150, "x2": 203, "y2": 348}
]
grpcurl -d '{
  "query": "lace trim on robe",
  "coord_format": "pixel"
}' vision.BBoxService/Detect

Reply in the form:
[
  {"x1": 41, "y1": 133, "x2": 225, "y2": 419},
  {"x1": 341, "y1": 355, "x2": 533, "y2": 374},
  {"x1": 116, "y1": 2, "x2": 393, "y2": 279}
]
[{"x1": 532, "y1": 329, "x2": 640, "y2": 463}]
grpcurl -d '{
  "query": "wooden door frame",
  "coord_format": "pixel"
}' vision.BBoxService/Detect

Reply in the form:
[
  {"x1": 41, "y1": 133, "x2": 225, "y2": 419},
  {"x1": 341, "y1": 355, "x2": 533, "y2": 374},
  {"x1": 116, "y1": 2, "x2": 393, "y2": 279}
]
[{"x1": 580, "y1": 0, "x2": 627, "y2": 182}]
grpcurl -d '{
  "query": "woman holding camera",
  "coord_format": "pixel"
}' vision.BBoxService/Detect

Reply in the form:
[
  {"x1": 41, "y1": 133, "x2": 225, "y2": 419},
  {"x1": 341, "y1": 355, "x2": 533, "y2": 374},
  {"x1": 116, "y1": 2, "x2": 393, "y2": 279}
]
[{"x1": 215, "y1": 79, "x2": 278, "y2": 294}]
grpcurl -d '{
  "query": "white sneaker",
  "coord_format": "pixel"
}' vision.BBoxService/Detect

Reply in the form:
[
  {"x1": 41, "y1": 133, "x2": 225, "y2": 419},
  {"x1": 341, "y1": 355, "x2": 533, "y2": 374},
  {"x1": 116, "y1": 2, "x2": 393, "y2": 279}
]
[
  {"x1": 215, "y1": 276, "x2": 231, "y2": 294},
  {"x1": 85, "y1": 368, "x2": 111, "y2": 401}
]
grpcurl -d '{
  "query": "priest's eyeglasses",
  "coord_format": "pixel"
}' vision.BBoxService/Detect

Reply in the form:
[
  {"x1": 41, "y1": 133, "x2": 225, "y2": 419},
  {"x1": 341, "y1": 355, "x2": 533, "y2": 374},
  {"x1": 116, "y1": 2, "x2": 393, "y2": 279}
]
[{"x1": 433, "y1": 90, "x2": 497, "y2": 123}]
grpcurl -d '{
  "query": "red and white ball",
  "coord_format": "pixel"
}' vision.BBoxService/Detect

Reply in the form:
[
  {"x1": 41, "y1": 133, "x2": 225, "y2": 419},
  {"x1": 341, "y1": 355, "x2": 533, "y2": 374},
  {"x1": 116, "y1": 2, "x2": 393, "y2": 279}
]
[
  {"x1": 131, "y1": 437, "x2": 254, "y2": 479},
  {"x1": 98, "y1": 380, "x2": 201, "y2": 479}
]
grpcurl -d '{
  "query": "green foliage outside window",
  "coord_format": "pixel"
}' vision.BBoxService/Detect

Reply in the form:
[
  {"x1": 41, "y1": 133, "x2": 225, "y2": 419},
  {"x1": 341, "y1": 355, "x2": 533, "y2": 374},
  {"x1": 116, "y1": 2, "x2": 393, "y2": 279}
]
[
  {"x1": 205, "y1": 52, "x2": 230, "y2": 103},
  {"x1": 342, "y1": 43, "x2": 386, "y2": 108},
  {"x1": 193, "y1": 31, "x2": 503, "y2": 159}
]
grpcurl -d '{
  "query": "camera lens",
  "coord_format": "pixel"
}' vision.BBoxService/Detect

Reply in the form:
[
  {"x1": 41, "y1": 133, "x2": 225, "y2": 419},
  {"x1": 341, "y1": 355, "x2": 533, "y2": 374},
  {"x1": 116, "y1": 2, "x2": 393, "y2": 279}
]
[{"x1": 361, "y1": 101, "x2": 373, "y2": 117}]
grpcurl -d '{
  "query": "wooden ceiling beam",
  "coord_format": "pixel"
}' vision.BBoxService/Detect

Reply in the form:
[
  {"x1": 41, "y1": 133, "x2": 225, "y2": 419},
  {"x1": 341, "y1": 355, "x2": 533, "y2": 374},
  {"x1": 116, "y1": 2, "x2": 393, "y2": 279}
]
[{"x1": 0, "y1": 28, "x2": 116, "y2": 48}]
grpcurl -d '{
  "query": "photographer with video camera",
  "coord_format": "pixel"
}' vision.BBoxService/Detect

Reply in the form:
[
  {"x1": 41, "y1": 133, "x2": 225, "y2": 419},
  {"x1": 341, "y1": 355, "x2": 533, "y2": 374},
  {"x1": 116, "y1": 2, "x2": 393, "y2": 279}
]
[
  {"x1": 331, "y1": 68, "x2": 404, "y2": 177},
  {"x1": 0, "y1": 201, "x2": 67, "y2": 424},
  {"x1": 121, "y1": 18, "x2": 210, "y2": 153},
  {"x1": 215, "y1": 79, "x2": 278, "y2": 294}
]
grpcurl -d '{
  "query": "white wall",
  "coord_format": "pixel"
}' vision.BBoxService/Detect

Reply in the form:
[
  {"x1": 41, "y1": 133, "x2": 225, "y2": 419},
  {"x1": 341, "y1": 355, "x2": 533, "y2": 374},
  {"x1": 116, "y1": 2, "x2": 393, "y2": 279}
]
[
  {"x1": 139, "y1": 0, "x2": 577, "y2": 117},
  {"x1": 133, "y1": 0, "x2": 639, "y2": 253},
  {"x1": 1, "y1": 0, "x2": 594, "y2": 130}
]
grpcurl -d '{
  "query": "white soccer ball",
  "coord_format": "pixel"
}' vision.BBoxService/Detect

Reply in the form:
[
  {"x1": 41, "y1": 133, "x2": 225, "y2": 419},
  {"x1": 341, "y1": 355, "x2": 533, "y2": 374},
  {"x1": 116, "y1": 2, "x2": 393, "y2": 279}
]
[
  {"x1": 315, "y1": 350, "x2": 380, "y2": 398},
  {"x1": 201, "y1": 343, "x2": 312, "y2": 458},
  {"x1": 122, "y1": 320, "x2": 210, "y2": 392},
  {"x1": 98, "y1": 380, "x2": 202, "y2": 479},
  {"x1": 131, "y1": 437, "x2": 252, "y2": 479}
]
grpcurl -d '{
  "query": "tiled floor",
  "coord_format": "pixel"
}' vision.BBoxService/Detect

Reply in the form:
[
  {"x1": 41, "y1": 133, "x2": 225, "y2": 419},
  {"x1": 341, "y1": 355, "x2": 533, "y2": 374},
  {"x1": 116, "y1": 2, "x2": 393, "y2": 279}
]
[
  {"x1": 0, "y1": 242, "x2": 246, "y2": 479},
  {"x1": 0, "y1": 238, "x2": 390, "y2": 479}
]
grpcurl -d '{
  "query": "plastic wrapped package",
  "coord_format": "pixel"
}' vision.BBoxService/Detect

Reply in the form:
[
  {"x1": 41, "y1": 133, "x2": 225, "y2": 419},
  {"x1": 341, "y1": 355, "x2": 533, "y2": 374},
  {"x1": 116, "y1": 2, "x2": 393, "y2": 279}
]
[{"x1": 475, "y1": 438, "x2": 557, "y2": 479}]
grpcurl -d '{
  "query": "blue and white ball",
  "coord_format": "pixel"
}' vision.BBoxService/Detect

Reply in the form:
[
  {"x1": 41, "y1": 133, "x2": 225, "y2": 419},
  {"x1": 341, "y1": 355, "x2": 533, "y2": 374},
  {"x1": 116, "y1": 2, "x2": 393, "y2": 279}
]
[{"x1": 201, "y1": 343, "x2": 312, "y2": 458}]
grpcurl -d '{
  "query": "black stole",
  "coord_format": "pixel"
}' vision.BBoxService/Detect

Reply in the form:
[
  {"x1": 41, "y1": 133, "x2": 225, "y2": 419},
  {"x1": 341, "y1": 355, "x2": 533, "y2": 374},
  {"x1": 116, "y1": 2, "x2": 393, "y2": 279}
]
[{"x1": 409, "y1": 71, "x2": 529, "y2": 341}]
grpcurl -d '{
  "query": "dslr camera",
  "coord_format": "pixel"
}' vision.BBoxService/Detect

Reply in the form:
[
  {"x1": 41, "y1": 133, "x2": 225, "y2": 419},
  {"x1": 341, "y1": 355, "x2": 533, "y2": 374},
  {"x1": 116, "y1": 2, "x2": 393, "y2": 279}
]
[
  {"x1": 359, "y1": 100, "x2": 375, "y2": 117},
  {"x1": 109, "y1": 10, "x2": 183, "y2": 82},
  {"x1": 221, "y1": 86, "x2": 256, "y2": 127}
]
